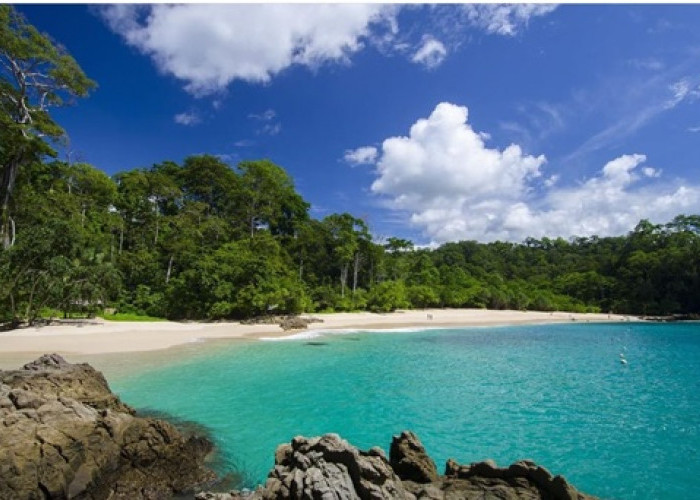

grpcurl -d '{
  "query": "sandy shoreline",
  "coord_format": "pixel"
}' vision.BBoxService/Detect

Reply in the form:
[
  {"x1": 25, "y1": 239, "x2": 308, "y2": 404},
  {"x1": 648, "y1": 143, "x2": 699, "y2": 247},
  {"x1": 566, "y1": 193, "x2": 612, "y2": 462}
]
[{"x1": 0, "y1": 309, "x2": 636, "y2": 368}]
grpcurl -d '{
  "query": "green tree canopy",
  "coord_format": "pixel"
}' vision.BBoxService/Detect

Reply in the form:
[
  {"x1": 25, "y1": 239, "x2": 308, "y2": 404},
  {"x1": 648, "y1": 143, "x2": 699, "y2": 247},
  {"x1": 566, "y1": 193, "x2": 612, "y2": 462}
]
[{"x1": 1, "y1": 5, "x2": 95, "y2": 248}]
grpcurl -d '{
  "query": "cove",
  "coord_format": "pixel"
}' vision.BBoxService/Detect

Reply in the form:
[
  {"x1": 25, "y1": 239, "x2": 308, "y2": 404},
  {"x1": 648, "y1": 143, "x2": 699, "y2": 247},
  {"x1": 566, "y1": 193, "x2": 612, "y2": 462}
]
[{"x1": 110, "y1": 322, "x2": 700, "y2": 499}]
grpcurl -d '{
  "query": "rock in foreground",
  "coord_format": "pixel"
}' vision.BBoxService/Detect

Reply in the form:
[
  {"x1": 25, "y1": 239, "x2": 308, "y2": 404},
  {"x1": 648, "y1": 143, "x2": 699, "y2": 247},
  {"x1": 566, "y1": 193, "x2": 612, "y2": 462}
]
[
  {"x1": 0, "y1": 354, "x2": 215, "y2": 499},
  {"x1": 202, "y1": 432, "x2": 596, "y2": 500}
]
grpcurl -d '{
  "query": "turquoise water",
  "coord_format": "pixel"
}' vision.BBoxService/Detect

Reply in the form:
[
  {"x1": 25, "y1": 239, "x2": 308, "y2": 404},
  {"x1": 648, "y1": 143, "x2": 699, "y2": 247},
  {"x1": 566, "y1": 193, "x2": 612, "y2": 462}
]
[{"x1": 111, "y1": 322, "x2": 700, "y2": 499}]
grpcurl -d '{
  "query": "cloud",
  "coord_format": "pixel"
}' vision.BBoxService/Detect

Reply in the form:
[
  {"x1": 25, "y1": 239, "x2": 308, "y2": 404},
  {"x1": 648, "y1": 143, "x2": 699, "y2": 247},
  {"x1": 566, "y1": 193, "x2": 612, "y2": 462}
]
[
  {"x1": 566, "y1": 73, "x2": 700, "y2": 163},
  {"x1": 100, "y1": 4, "x2": 395, "y2": 95},
  {"x1": 173, "y1": 111, "x2": 200, "y2": 126},
  {"x1": 642, "y1": 166, "x2": 661, "y2": 178},
  {"x1": 344, "y1": 146, "x2": 378, "y2": 166},
  {"x1": 667, "y1": 78, "x2": 700, "y2": 108},
  {"x1": 100, "y1": 5, "x2": 559, "y2": 94},
  {"x1": 370, "y1": 102, "x2": 700, "y2": 243},
  {"x1": 688, "y1": 126, "x2": 700, "y2": 133},
  {"x1": 627, "y1": 58, "x2": 665, "y2": 71},
  {"x1": 249, "y1": 109, "x2": 277, "y2": 121},
  {"x1": 259, "y1": 123, "x2": 281, "y2": 136},
  {"x1": 249, "y1": 109, "x2": 281, "y2": 136},
  {"x1": 543, "y1": 174, "x2": 559, "y2": 188},
  {"x1": 411, "y1": 36, "x2": 447, "y2": 69},
  {"x1": 370, "y1": 102, "x2": 545, "y2": 242},
  {"x1": 462, "y1": 4, "x2": 558, "y2": 36},
  {"x1": 503, "y1": 101, "x2": 567, "y2": 149}
]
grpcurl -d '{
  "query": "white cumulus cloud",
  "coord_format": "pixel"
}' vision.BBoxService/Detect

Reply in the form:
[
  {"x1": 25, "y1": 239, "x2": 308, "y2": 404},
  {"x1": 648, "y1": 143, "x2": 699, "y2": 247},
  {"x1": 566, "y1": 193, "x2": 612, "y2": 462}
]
[
  {"x1": 370, "y1": 102, "x2": 700, "y2": 243},
  {"x1": 344, "y1": 146, "x2": 378, "y2": 166},
  {"x1": 173, "y1": 111, "x2": 200, "y2": 126},
  {"x1": 463, "y1": 4, "x2": 558, "y2": 36},
  {"x1": 100, "y1": 4, "x2": 395, "y2": 95},
  {"x1": 411, "y1": 36, "x2": 447, "y2": 69}
]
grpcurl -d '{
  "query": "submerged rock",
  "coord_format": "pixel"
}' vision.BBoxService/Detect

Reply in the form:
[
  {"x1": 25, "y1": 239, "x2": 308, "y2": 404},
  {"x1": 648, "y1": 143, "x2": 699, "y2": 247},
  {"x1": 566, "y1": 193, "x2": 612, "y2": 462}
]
[
  {"x1": 210, "y1": 432, "x2": 595, "y2": 500},
  {"x1": 0, "y1": 354, "x2": 215, "y2": 499}
]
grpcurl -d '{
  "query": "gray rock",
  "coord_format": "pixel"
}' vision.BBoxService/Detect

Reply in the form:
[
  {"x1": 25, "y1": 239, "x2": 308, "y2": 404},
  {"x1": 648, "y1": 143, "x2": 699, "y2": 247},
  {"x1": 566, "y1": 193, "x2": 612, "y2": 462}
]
[{"x1": 245, "y1": 433, "x2": 409, "y2": 500}]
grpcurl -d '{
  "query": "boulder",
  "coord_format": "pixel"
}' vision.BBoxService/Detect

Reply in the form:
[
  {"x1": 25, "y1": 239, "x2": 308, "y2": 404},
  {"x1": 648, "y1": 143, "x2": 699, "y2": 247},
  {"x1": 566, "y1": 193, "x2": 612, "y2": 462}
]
[{"x1": 0, "y1": 354, "x2": 215, "y2": 499}]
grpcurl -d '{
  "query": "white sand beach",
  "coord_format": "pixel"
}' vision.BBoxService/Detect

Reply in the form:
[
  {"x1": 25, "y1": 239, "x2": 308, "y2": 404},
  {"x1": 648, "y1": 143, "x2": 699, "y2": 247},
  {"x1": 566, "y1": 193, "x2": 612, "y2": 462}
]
[{"x1": 0, "y1": 309, "x2": 634, "y2": 365}]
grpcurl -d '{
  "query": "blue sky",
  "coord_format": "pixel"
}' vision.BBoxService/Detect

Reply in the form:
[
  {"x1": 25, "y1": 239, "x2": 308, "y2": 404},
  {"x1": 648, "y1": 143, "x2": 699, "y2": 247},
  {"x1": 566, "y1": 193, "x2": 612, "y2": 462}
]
[{"x1": 16, "y1": 4, "x2": 700, "y2": 244}]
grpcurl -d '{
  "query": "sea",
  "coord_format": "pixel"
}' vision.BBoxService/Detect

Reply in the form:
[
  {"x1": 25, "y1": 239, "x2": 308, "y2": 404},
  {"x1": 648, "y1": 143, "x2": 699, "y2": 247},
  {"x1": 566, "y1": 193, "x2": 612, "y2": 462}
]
[{"x1": 109, "y1": 322, "x2": 700, "y2": 499}]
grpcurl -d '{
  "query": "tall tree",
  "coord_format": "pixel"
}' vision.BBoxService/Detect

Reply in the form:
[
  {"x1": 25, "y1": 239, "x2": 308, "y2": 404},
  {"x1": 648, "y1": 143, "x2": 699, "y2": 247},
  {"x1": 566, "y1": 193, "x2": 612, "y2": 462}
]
[
  {"x1": 0, "y1": 6, "x2": 95, "y2": 248},
  {"x1": 323, "y1": 213, "x2": 368, "y2": 298},
  {"x1": 236, "y1": 159, "x2": 309, "y2": 237}
]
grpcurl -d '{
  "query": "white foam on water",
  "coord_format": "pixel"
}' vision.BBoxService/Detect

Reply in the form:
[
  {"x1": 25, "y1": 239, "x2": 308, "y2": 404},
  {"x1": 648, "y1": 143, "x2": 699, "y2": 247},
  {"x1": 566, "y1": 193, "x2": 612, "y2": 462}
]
[
  {"x1": 259, "y1": 329, "x2": 350, "y2": 341},
  {"x1": 259, "y1": 325, "x2": 450, "y2": 342}
]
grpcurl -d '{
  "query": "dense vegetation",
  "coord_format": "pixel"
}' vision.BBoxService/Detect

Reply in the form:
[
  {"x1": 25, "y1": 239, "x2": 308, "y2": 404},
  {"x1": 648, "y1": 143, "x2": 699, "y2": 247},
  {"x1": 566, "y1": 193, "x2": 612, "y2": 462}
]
[
  {"x1": 2, "y1": 153, "x2": 699, "y2": 326},
  {"x1": 1, "y1": 6, "x2": 699, "y2": 326}
]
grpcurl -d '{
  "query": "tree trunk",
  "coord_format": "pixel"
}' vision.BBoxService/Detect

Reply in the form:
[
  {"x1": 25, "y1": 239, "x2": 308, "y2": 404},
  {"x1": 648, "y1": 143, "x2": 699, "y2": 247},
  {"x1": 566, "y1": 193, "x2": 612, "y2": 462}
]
[
  {"x1": 340, "y1": 263, "x2": 349, "y2": 298},
  {"x1": 9, "y1": 217, "x2": 16, "y2": 247},
  {"x1": 1, "y1": 157, "x2": 20, "y2": 249},
  {"x1": 299, "y1": 253, "x2": 304, "y2": 280},
  {"x1": 9, "y1": 291, "x2": 16, "y2": 322},
  {"x1": 154, "y1": 205, "x2": 160, "y2": 245},
  {"x1": 25, "y1": 273, "x2": 41, "y2": 324},
  {"x1": 165, "y1": 255, "x2": 174, "y2": 284},
  {"x1": 119, "y1": 222, "x2": 124, "y2": 255},
  {"x1": 352, "y1": 252, "x2": 361, "y2": 295}
]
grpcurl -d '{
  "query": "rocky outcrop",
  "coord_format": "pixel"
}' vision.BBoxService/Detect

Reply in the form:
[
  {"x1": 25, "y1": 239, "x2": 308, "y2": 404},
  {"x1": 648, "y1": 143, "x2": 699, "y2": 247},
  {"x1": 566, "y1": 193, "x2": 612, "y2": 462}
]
[
  {"x1": 0, "y1": 354, "x2": 215, "y2": 500},
  {"x1": 202, "y1": 432, "x2": 596, "y2": 500},
  {"x1": 198, "y1": 434, "x2": 407, "y2": 500},
  {"x1": 439, "y1": 457, "x2": 585, "y2": 499},
  {"x1": 240, "y1": 315, "x2": 323, "y2": 331},
  {"x1": 389, "y1": 431, "x2": 438, "y2": 483},
  {"x1": 278, "y1": 316, "x2": 320, "y2": 331},
  {"x1": 264, "y1": 434, "x2": 407, "y2": 499}
]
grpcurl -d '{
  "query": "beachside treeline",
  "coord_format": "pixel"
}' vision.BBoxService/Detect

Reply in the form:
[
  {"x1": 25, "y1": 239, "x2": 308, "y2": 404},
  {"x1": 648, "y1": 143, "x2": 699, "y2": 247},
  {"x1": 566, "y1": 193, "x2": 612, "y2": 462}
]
[
  {"x1": 2, "y1": 153, "x2": 699, "y2": 325},
  {"x1": 1, "y1": 6, "x2": 699, "y2": 325}
]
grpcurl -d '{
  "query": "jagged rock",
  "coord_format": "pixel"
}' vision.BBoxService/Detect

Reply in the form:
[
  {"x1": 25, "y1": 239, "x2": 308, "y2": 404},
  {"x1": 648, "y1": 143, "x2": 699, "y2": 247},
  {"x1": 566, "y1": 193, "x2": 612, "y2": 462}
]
[
  {"x1": 215, "y1": 433, "x2": 596, "y2": 500},
  {"x1": 389, "y1": 431, "x2": 438, "y2": 483},
  {"x1": 0, "y1": 354, "x2": 215, "y2": 500},
  {"x1": 219, "y1": 434, "x2": 408, "y2": 500}
]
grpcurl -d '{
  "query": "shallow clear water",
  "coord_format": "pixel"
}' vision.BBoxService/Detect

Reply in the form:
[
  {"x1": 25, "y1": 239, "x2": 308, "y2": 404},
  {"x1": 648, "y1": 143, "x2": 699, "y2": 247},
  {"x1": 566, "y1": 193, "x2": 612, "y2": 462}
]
[{"x1": 111, "y1": 322, "x2": 700, "y2": 499}]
